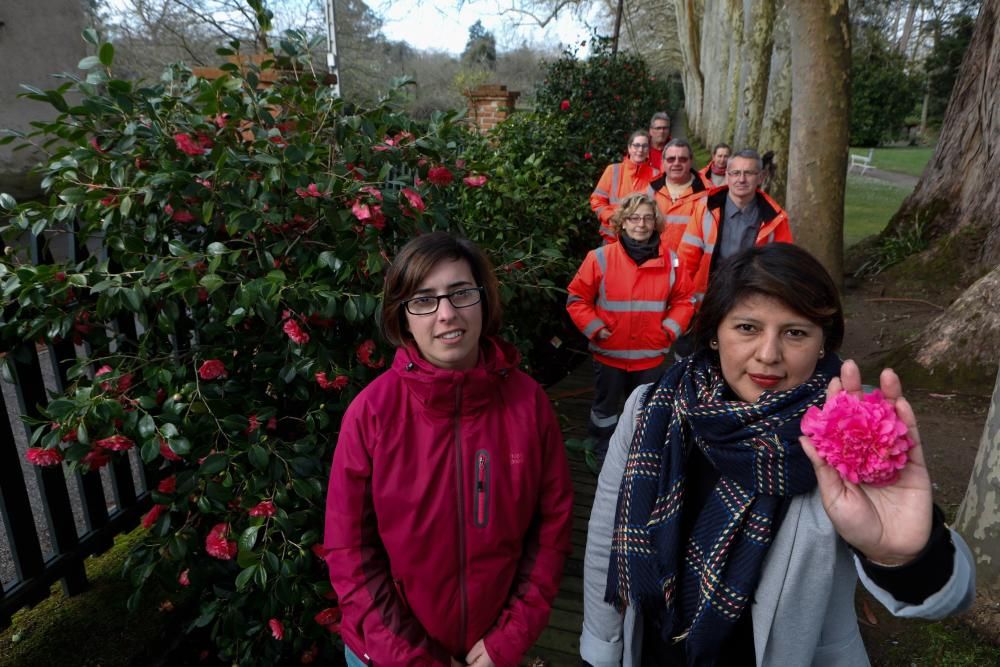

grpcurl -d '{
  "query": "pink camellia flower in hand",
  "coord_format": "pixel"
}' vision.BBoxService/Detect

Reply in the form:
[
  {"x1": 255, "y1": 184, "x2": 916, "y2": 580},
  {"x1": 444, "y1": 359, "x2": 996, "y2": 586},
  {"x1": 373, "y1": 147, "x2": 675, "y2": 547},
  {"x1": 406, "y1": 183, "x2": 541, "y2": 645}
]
[
  {"x1": 269, "y1": 618, "x2": 285, "y2": 640},
  {"x1": 198, "y1": 359, "x2": 226, "y2": 380},
  {"x1": 25, "y1": 447, "x2": 64, "y2": 466},
  {"x1": 249, "y1": 500, "x2": 277, "y2": 517},
  {"x1": 205, "y1": 523, "x2": 238, "y2": 560},
  {"x1": 96, "y1": 434, "x2": 135, "y2": 452},
  {"x1": 801, "y1": 389, "x2": 914, "y2": 486}
]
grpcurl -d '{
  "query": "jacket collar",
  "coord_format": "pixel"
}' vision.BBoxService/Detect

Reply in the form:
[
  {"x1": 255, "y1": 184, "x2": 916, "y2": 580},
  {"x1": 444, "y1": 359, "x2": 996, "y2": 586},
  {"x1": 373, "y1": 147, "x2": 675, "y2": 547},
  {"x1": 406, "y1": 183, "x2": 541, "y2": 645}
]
[
  {"x1": 650, "y1": 169, "x2": 708, "y2": 194},
  {"x1": 392, "y1": 336, "x2": 520, "y2": 415},
  {"x1": 707, "y1": 186, "x2": 781, "y2": 222}
]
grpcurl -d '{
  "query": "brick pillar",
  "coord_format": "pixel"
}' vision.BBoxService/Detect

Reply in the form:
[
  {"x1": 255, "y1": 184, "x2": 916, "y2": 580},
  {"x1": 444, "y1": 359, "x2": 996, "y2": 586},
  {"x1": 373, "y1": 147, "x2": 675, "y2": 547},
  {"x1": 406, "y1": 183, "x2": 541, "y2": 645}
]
[{"x1": 465, "y1": 84, "x2": 521, "y2": 133}]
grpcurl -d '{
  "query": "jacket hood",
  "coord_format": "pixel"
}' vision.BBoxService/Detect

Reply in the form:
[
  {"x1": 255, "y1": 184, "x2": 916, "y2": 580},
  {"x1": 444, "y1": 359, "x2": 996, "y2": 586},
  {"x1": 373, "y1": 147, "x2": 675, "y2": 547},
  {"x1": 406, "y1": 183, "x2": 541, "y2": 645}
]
[{"x1": 391, "y1": 336, "x2": 522, "y2": 415}]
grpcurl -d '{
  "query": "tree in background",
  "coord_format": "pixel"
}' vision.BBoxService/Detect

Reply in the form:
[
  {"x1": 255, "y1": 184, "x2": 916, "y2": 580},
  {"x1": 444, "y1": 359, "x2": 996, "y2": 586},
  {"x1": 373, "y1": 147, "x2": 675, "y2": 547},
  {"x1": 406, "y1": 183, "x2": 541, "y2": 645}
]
[
  {"x1": 850, "y1": 28, "x2": 920, "y2": 146},
  {"x1": 463, "y1": 20, "x2": 498, "y2": 71}
]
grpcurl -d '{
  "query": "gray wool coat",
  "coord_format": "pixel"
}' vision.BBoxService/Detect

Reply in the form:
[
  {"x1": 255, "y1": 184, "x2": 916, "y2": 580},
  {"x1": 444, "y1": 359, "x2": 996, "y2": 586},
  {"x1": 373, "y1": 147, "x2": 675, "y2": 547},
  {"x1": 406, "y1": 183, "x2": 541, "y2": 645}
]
[{"x1": 580, "y1": 385, "x2": 976, "y2": 667}]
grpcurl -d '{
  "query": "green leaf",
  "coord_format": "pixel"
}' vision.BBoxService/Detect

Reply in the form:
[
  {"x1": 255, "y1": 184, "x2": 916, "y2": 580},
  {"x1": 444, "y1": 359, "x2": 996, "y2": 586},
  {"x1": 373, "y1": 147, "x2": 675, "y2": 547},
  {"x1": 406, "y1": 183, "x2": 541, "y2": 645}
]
[
  {"x1": 138, "y1": 414, "x2": 156, "y2": 438},
  {"x1": 291, "y1": 477, "x2": 316, "y2": 500},
  {"x1": 252, "y1": 153, "x2": 280, "y2": 165},
  {"x1": 206, "y1": 242, "x2": 228, "y2": 256},
  {"x1": 248, "y1": 445, "x2": 269, "y2": 470},
  {"x1": 140, "y1": 438, "x2": 159, "y2": 464},
  {"x1": 0, "y1": 193, "x2": 16, "y2": 210},
  {"x1": 199, "y1": 274, "x2": 224, "y2": 293},
  {"x1": 82, "y1": 28, "x2": 99, "y2": 46},
  {"x1": 199, "y1": 453, "x2": 227, "y2": 476},
  {"x1": 235, "y1": 564, "x2": 257, "y2": 591},
  {"x1": 78, "y1": 55, "x2": 102, "y2": 70},
  {"x1": 99, "y1": 43, "x2": 115, "y2": 67},
  {"x1": 239, "y1": 525, "x2": 261, "y2": 552}
]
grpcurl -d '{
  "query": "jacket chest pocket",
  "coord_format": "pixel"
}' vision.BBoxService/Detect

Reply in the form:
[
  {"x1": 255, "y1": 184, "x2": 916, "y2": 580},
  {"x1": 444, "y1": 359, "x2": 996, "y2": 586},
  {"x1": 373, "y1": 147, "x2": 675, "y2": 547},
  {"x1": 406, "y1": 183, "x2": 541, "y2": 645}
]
[{"x1": 473, "y1": 449, "x2": 491, "y2": 528}]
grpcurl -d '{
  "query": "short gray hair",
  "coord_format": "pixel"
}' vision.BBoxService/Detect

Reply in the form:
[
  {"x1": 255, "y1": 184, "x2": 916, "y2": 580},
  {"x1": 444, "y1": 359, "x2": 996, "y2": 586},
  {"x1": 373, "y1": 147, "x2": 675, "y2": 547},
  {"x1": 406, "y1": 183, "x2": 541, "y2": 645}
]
[
  {"x1": 663, "y1": 138, "x2": 693, "y2": 159},
  {"x1": 649, "y1": 112, "x2": 671, "y2": 126},
  {"x1": 731, "y1": 148, "x2": 763, "y2": 171}
]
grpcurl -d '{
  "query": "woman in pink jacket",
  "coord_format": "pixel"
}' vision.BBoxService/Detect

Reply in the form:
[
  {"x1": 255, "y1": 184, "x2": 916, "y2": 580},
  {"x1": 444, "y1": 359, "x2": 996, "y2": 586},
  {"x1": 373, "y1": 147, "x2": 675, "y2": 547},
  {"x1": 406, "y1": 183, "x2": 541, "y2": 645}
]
[{"x1": 324, "y1": 232, "x2": 574, "y2": 667}]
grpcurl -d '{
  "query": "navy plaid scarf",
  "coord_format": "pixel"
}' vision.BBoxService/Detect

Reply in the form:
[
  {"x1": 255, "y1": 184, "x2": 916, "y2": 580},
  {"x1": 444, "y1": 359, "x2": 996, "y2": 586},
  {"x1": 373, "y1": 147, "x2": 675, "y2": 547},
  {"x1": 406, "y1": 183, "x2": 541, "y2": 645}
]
[{"x1": 606, "y1": 351, "x2": 840, "y2": 664}]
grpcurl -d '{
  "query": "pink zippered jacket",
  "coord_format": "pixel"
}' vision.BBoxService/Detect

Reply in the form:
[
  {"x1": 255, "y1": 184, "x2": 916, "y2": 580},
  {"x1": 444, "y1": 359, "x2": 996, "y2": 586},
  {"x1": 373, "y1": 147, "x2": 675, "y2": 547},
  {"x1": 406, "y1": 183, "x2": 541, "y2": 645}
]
[{"x1": 324, "y1": 337, "x2": 574, "y2": 666}]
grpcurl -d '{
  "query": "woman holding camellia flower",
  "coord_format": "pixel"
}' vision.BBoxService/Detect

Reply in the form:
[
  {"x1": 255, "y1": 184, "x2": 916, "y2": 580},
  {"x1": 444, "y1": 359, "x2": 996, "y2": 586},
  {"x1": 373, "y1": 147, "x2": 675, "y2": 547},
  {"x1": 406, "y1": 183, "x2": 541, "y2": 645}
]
[{"x1": 581, "y1": 243, "x2": 975, "y2": 666}]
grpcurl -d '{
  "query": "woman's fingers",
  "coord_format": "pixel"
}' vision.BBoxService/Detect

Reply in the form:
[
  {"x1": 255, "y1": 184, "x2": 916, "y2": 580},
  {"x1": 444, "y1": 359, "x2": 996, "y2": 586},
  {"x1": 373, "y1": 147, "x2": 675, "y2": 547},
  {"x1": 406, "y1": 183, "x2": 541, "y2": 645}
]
[
  {"x1": 839, "y1": 359, "x2": 863, "y2": 395},
  {"x1": 879, "y1": 367, "x2": 903, "y2": 401}
]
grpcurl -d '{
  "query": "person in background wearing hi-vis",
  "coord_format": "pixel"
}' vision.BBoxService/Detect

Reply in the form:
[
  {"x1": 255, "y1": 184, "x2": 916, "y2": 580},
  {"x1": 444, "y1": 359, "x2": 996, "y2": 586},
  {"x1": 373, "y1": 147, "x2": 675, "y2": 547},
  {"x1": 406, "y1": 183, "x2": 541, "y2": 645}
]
[
  {"x1": 647, "y1": 111, "x2": 672, "y2": 168},
  {"x1": 567, "y1": 193, "x2": 694, "y2": 472},
  {"x1": 699, "y1": 142, "x2": 732, "y2": 188},
  {"x1": 590, "y1": 130, "x2": 659, "y2": 244}
]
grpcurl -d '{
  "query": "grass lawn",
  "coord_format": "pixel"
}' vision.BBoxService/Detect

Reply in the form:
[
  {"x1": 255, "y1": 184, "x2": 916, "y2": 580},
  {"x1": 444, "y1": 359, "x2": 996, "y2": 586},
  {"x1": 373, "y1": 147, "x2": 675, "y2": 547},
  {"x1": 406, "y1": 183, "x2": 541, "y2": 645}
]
[
  {"x1": 850, "y1": 146, "x2": 935, "y2": 178},
  {"x1": 844, "y1": 173, "x2": 913, "y2": 248}
]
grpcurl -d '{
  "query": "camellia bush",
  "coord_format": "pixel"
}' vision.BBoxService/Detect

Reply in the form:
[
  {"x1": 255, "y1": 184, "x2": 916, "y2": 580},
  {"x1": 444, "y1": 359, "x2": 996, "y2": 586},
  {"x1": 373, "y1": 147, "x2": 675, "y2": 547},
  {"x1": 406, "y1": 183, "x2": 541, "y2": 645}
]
[
  {"x1": 0, "y1": 22, "x2": 676, "y2": 663},
  {"x1": 0, "y1": 29, "x2": 569, "y2": 664}
]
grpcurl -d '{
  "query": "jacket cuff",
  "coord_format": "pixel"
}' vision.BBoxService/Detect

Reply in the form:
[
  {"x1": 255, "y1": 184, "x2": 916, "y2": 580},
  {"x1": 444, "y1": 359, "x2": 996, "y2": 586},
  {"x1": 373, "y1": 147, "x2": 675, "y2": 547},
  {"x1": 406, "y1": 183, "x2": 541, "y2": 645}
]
[{"x1": 580, "y1": 624, "x2": 623, "y2": 667}]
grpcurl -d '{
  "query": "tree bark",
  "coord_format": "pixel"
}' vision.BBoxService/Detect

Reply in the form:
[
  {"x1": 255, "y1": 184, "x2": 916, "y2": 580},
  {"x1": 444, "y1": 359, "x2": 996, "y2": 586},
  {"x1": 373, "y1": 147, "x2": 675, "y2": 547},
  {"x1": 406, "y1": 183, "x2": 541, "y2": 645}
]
[
  {"x1": 759, "y1": 2, "x2": 791, "y2": 204},
  {"x1": 885, "y1": 0, "x2": 1000, "y2": 275},
  {"x1": 734, "y1": 0, "x2": 775, "y2": 150},
  {"x1": 956, "y1": 363, "x2": 1000, "y2": 592},
  {"x1": 674, "y1": 0, "x2": 706, "y2": 139},
  {"x1": 785, "y1": 0, "x2": 851, "y2": 280},
  {"x1": 898, "y1": 0, "x2": 919, "y2": 54},
  {"x1": 699, "y1": 0, "x2": 742, "y2": 146}
]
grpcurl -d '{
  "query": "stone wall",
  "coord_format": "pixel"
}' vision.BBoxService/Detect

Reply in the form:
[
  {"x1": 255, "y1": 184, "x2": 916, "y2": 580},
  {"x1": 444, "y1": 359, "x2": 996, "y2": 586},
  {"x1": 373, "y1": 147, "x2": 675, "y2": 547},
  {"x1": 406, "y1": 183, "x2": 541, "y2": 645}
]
[{"x1": 0, "y1": 0, "x2": 86, "y2": 198}]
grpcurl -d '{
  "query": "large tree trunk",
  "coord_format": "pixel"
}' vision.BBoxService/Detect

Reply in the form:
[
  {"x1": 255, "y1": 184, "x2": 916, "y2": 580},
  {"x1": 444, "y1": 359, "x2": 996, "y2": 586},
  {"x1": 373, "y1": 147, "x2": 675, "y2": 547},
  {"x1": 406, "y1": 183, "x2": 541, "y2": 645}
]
[
  {"x1": 674, "y1": 0, "x2": 705, "y2": 139},
  {"x1": 897, "y1": 0, "x2": 919, "y2": 54},
  {"x1": 956, "y1": 364, "x2": 1000, "y2": 592},
  {"x1": 759, "y1": 2, "x2": 791, "y2": 204},
  {"x1": 785, "y1": 0, "x2": 851, "y2": 280},
  {"x1": 699, "y1": 0, "x2": 741, "y2": 147},
  {"x1": 733, "y1": 0, "x2": 776, "y2": 150}
]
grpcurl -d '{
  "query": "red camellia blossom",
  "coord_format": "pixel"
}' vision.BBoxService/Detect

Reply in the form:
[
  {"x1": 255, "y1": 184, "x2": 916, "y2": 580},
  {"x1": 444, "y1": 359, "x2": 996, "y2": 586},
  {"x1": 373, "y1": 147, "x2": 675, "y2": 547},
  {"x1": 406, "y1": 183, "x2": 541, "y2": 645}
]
[
  {"x1": 165, "y1": 204, "x2": 196, "y2": 223},
  {"x1": 174, "y1": 133, "x2": 207, "y2": 156},
  {"x1": 427, "y1": 165, "x2": 454, "y2": 187},
  {"x1": 25, "y1": 447, "x2": 64, "y2": 467},
  {"x1": 462, "y1": 174, "x2": 488, "y2": 188},
  {"x1": 81, "y1": 447, "x2": 111, "y2": 471},
  {"x1": 96, "y1": 435, "x2": 135, "y2": 452},
  {"x1": 269, "y1": 618, "x2": 285, "y2": 640},
  {"x1": 244, "y1": 414, "x2": 261, "y2": 435},
  {"x1": 90, "y1": 136, "x2": 108, "y2": 154},
  {"x1": 295, "y1": 183, "x2": 326, "y2": 198},
  {"x1": 584, "y1": 152, "x2": 593, "y2": 160},
  {"x1": 314, "y1": 607, "x2": 342, "y2": 632},
  {"x1": 282, "y1": 319, "x2": 310, "y2": 345},
  {"x1": 198, "y1": 359, "x2": 226, "y2": 380},
  {"x1": 142, "y1": 503, "x2": 166, "y2": 529},
  {"x1": 315, "y1": 372, "x2": 349, "y2": 391},
  {"x1": 560, "y1": 99, "x2": 570, "y2": 111},
  {"x1": 356, "y1": 340, "x2": 385, "y2": 369},
  {"x1": 400, "y1": 187, "x2": 425, "y2": 213},
  {"x1": 249, "y1": 500, "x2": 276, "y2": 517},
  {"x1": 157, "y1": 475, "x2": 177, "y2": 494},
  {"x1": 178, "y1": 569, "x2": 190, "y2": 586},
  {"x1": 301, "y1": 643, "x2": 319, "y2": 664},
  {"x1": 160, "y1": 438, "x2": 183, "y2": 462},
  {"x1": 100, "y1": 195, "x2": 117, "y2": 207},
  {"x1": 205, "y1": 523, "x2": 238, "y2": 560}
]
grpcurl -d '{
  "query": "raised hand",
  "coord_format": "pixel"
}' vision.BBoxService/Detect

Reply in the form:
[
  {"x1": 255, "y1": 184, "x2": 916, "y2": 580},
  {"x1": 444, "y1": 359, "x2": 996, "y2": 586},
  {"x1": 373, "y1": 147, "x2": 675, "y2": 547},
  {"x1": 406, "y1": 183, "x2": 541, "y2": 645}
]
[{"x1": 799, "y1": 359, "x2": 933, "y2": 565}]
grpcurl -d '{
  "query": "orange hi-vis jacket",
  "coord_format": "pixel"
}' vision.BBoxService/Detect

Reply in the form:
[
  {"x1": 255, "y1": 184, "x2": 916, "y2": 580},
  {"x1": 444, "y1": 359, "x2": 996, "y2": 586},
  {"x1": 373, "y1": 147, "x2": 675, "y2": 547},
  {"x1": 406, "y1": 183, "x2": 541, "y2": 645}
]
[
  {"x1": 678, "y1": 187, "x2": 793, "y2": 305},
  {"x1": 590, "y1": 161, "x2": 659, "y2": 243},
  {"x1": 699, "y1": 163, "x2": 728, "y2": 187},
  {"x1": 566, "y1": 242, "x2": 695, "y2": 372},
  {"x1": 650, "y1": 169, "x2": 711, "y2": 252}
]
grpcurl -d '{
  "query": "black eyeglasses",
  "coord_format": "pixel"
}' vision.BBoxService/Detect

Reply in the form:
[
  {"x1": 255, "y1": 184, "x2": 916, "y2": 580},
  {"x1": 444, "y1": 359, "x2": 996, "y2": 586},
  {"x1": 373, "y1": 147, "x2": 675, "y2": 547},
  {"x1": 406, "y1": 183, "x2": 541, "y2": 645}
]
[{"x1": 403, "y1": 287, "x2": 484, "y2": 315}]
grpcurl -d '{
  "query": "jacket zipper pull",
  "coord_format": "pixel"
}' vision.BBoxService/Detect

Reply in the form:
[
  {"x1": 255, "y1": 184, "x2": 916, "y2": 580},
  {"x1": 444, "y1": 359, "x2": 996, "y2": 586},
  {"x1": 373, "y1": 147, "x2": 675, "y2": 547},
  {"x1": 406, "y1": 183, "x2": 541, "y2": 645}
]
[{"x1": 475, "y1": 452, "x2": 487, "y2": 526}]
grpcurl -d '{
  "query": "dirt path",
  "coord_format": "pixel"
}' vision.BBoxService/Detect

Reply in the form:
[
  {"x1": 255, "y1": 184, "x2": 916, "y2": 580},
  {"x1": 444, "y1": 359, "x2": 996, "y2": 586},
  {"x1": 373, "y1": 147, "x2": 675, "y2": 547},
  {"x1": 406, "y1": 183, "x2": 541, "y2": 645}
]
[{"x1": 855, "y1": 166, "x2": 920, "y2": 188}]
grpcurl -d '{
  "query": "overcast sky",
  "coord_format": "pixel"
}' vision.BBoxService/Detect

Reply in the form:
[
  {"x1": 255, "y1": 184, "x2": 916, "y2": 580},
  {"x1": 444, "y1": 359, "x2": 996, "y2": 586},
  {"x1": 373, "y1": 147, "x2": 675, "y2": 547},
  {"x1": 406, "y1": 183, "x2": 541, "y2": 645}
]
[{"x1": 375, "y1": 0, "x2": 602, "y2": 54}]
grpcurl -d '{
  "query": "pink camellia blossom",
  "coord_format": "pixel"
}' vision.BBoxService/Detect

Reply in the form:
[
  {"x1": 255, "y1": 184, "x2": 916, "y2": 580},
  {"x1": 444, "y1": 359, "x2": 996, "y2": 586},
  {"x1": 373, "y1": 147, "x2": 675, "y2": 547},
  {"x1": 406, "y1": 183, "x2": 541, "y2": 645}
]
[
  {"x1": 178, "y1": 569, "x2": 190, "y2": 586},
  {"x1": 400, "y1": 188, "x2": 425, "y2": 213},
  {"x1": 283, "y1": 319, "x2": 310, "y2": 345},
  {"x1": 25, "y1": 447, "x2": 64, "y2": 467},
  {"x1": 198, "y1": 359, "x2": 226, "y2": 380},
  {"x1": 427, "y1": 165, "x2": 454, "y2": 187},
  {"x1": 584, "y1": 152, "x2": 593, "y2": 160},
  {"x1": 295, "y1": 183, "x2": 326, "y2": 198},
  {"x1": 244, "y1": 414, "x2": 261, "y2": 435},
  {"x1": 801, "y1": 389, "x2": 914, "y2": 486},
  {"x1": 205, "y1": 523, "x2": 238, "y2": 560},
  {"x1": 82, "y1": 447, "x2": 111, "y2": 471},
  {"x1": 96, "y1": 434, "x2": 135, "y2": 452},
  {"x1": 164, "y1": 204, "x2": 195, "y2": 223},
  {"x1": 249, "y1": 500, "x2": 276, "y2": 517},
  {"x1": 142, "y1": 503, "x2": 166, "y2": 529},
  {"x1": 560, "y1": 99, "x2": 570, "y2": 111},
  {"x1": 315, "y1": 372, "x2": 349, "y2": 391},
  {"x1": 174, "y1": 133, "x2": 207, "y2": 156},
  {"x1": 463, "y1": 174, "x2": 488, "y2": 188},
  {"x1": 269, "y1": 618, "x2": 285, "y2": 640}
]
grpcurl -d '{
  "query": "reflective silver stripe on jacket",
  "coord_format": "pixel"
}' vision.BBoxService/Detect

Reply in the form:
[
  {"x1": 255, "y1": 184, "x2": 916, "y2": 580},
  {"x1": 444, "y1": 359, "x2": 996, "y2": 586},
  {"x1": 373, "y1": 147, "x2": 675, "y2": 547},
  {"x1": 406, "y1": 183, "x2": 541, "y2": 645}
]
[
  {"x1": 681, "y1": 232, "x2": 704, "y2": 249},
  {"x1": 590, "y1": 411, "x2": 619, "y2": 428},
  {"x1": 666, "y1": 215, "x2": 689, "y2": 226},
  {"x1": 582, "y1": 318, "x2": 605, "y2": 338},
  {"x1": 609, "y1": 163, "x2": 621, "y2": 204},
  {"x1": 594, "y1": 245, "x2": 670, "y2": 313},
  {"x1": 589, "y1": 343, "x2": 671, "y2": 359},
  {"x1": 662, "y1": 318, "x2": 682, "y2": 337},
  {"x1": 566, "y1": 294, "x2": 583, "y2": 305}
]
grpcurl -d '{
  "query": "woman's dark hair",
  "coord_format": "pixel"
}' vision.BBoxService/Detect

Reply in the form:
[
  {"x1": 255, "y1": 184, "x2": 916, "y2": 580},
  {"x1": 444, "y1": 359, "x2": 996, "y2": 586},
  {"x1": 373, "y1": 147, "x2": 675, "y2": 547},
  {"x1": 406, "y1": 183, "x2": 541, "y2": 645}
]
[
  {"x1": 380, "y1": 232, "x2": 502, "y2": 347},
  {"x1": 692, "y1": 243, "x2": 844, "y2": 353}
]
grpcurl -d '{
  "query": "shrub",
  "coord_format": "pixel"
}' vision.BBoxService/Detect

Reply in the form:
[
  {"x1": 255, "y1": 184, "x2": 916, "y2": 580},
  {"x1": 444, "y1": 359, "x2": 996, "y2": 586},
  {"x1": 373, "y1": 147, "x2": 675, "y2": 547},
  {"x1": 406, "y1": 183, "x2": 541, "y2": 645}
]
[{"x1": 0, "y1": 29, "x2": 567, "y2": 665}]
